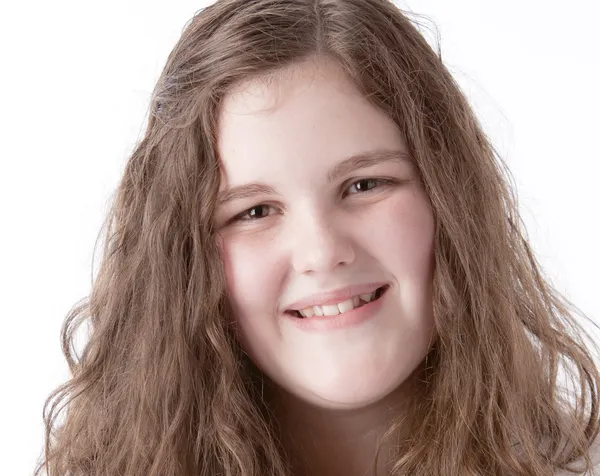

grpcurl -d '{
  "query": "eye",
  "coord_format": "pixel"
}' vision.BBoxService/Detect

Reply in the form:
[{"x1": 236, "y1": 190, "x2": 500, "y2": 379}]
[
  {"x1": 230, "y1": 177, "x2": 395, "y2": 223},
  {"x1": 343, "y1": 177, "x2": 393, "y2": 197},
  {"x1": 233, "y1": 204, "x2": 275, "y2": 222}
]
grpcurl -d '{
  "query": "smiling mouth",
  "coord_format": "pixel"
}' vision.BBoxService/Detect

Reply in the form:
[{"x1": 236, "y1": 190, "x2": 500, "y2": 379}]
[{"x1": 285, "y1": 284, "x2": 389, "y2": 318}]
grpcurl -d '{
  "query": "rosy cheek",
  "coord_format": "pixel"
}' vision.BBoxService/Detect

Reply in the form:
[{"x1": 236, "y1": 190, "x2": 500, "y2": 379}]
[
  {"x1": 222, "y1": 243, "x2": 276, "y2": 356},
  {"x1": 221, "y1": 239, "x2": 272, "y2": 307}
]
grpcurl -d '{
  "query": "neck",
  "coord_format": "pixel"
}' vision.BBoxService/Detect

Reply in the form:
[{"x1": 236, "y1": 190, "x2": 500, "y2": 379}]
[{"x1": 263, "y1": 363, "x2": 427, "y2": 476}]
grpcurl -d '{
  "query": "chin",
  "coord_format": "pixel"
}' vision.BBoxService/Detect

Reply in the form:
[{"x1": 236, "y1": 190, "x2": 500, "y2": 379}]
[{"x1": 293, "y1": 377, "x2": 405, "y2": 410}]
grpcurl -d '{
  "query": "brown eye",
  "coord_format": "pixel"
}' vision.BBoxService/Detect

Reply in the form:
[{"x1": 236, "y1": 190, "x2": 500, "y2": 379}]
[
  {"x1": 349, "y1": 179, "x2": 378, "y2": 193},
  {"x1": 344, "y1": 178, "x2": 394, "y2": 197},
  {"x1": 233, "y1": 204, "x2": 275, "y2": 222},
  {"x1": 247, "y1": 205, "x2": 270, "y2": 218}
]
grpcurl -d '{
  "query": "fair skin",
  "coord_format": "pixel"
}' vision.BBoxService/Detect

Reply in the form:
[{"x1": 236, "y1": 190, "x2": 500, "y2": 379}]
[{"x1": 215, "y1": 56, "x2": 437, "y2": 476}]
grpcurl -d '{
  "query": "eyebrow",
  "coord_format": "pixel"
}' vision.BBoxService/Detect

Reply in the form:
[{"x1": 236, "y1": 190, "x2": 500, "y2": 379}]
[{"x1": 216, "y1": 148, "x2": 412, "y2": 206}]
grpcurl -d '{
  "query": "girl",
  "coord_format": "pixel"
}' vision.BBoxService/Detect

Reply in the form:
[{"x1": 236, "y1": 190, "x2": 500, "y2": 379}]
[{"x1": 35, "y1": 0, "x2": 600, "y2": 475}]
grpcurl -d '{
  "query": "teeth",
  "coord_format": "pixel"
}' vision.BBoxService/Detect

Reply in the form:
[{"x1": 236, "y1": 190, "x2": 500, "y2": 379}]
[
  {"x1": 300, "y1": 306, "x2": 315, "y2": 318},
  {"x1": 297, "y1": 289, "x2": 380, "y2": 318},
  {"x1": 337, "y1": 298, "x2": 354, "y2": 314},
  {"x1": 359, "y1": 292, "x2": 375, "y2": 303},
  {"x1": 321, "y1": 304, "x2": 340, "y2": 316}
]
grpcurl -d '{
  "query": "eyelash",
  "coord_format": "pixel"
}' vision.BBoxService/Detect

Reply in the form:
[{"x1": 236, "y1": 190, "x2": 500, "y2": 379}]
[{"x1": 230, "y1": 177, "x2": 396, "y2": 223}]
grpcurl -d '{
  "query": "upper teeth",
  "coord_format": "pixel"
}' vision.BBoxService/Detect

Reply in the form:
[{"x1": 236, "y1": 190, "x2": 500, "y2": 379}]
[{"x1": 296, "y1": 290, "x2": 379, "y2": 318}]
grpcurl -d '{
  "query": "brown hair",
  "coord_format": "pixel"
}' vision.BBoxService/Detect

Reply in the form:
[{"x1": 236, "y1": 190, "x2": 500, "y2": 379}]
[{"x1": 35, "y1": 0, "x2": 600, "y2": 474}]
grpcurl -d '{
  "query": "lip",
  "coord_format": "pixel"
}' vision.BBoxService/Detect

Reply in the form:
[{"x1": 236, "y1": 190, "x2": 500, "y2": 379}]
[
  {"x1": 283, "y1": 282, "x2": 388, "y2": 312},
  {"x1": 284, "y1": 284, "x2": 390, "y2": 332}
]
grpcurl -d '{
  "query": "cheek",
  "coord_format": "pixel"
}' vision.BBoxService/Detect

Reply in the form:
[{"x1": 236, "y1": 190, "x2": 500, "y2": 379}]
[
  {"x1": 219, "y1": 235, "x2": 285, "y2": 364},
  {"x1": 219, "y1": 234, "x2": 281, "y2": 323},
  {"x1": 368, "y1": 193, "x2": 435, "y2": 272}
]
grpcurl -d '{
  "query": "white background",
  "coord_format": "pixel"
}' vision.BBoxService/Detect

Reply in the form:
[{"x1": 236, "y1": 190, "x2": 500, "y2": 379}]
[{"x1": 1, "y1": 1, "x2": 598, "y2": 474}]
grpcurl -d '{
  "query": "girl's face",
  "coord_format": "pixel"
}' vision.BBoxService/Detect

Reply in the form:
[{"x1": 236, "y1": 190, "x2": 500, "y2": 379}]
[{"x1": 215, "y1": 58, "x2": 436, "y2": 410}]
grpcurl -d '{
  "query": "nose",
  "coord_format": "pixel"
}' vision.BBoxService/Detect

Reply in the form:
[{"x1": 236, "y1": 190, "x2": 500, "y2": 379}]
[{"x1": 288, "y1": 208, "x2": 355, "y2": 274}]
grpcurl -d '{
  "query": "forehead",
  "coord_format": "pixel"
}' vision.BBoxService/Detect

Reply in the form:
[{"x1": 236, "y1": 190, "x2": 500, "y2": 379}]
[{"x1": 216, "y1": 58, "x2": 407, "y2": 187}]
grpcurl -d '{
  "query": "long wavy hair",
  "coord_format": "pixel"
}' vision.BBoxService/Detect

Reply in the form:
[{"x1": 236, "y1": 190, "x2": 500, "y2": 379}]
[{"x1": 35, "y1": 0, "x2": 600, "y2": 474}]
